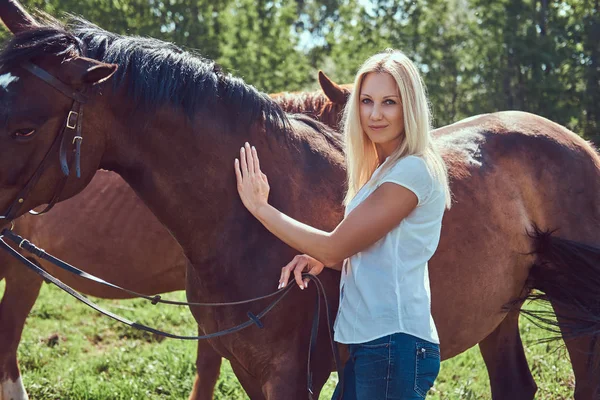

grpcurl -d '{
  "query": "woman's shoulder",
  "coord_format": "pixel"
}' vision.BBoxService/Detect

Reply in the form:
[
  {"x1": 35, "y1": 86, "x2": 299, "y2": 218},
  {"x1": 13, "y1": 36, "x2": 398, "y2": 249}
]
[
  {"x1": 388, "y1": 154, "x2": 430, "y2": 175},
  {"x1": 381, "y1": 155, "x2": 437, "y2": 204}
]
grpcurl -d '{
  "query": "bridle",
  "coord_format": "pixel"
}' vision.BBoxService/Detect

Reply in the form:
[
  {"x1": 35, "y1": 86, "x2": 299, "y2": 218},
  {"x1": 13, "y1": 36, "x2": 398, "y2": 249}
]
[
  {"x1": 0, "y1": 60, "x2": 345, "y2": 399},
  {"x1": 0, "y1": 61, "x2": 86, "y2": 223}
]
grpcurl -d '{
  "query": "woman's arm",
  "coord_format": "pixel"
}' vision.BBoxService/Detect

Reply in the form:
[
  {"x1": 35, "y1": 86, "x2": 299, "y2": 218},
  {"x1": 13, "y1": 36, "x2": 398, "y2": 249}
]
[{"x1": 235, "y1": 142, "x2": 418, "y2": 267}]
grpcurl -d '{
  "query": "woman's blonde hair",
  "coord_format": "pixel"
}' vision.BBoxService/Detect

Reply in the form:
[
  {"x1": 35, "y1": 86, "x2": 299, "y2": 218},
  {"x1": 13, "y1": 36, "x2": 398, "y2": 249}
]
[{"x1": 342, "y1": 49, "x2": 452, "y2": 208}]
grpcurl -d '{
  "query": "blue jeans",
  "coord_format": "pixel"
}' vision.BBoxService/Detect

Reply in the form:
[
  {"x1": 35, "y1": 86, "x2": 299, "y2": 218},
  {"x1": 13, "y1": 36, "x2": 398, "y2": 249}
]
[{"x1": 332, "y1": 332, "x2": 440, "y2": 400}]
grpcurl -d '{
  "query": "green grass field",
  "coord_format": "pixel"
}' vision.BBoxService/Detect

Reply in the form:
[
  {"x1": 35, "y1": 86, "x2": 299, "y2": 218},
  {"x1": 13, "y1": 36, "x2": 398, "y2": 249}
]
[{"x1": 0, "y1": 280, "x2": 575, "y2": 399}]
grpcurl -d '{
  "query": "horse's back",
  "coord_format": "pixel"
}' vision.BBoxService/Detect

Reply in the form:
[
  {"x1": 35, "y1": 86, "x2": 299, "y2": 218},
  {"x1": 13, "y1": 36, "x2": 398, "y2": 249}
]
[{"x1": 437, "y1": 110, "x2": 600, "y2": 240}]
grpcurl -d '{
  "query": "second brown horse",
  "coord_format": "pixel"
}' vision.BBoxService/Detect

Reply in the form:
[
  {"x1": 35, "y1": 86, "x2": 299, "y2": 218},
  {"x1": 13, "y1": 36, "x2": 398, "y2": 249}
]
[{"x1": 0, "y1": 82, "x2": 345, "y2": 400}]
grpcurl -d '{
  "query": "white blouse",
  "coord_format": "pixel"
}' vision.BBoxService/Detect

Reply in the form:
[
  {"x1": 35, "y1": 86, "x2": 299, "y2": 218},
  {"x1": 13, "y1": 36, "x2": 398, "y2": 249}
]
[{"x1": 333, "y1": 155, "x2": 446, "y2": 344}]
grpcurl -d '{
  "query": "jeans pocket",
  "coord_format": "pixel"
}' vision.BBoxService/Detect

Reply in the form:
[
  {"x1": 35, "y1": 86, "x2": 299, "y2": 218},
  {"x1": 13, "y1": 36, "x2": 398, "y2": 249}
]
[
  {"x1": 351, "y1": 339, "x2": 392, "y2": 382},
  {"x1": 414, "y1": 342, "x2": 440, "y2": 398}
]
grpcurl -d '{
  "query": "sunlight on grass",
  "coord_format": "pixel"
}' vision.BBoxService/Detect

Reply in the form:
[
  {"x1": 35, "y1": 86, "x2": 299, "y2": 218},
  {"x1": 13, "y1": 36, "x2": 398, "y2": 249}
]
[{"x1": 0, "y1": 281, "x2": 575, "y2": 399}]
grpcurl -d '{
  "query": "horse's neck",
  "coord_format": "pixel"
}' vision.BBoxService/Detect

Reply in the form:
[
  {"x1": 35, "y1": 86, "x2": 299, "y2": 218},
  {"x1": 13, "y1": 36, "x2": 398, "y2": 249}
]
[{"x1": 101, "y1": 108, "x2": 346, "y2": 270}]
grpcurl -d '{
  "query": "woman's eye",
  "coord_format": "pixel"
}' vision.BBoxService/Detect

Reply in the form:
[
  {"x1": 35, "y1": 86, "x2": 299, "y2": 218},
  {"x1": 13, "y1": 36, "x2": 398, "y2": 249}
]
[
  {"x1": 361, "y1": 98, "x2": 372, "y2": 104},
  {"x1": 12, "y1": 129, "x2": 36, "y2": 139},
  {"x1": 384, "y1": 99, "x2": 397, "y2": 105}
]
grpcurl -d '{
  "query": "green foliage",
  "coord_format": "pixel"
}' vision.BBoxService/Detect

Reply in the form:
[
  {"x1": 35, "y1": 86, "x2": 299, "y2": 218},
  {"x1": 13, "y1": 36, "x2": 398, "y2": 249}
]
[
  {"x1": 218, "y1": 0, "x2": 313, "y2": 91},
  {"x1": 465, "y1": 0, "x2": 599, "y2": 139},
  {"x1": 0, "y1": 0, "x2": 596, "y2": 142},
  {"x1": 320, "y1": 0, "x2": 598, "y2": 137}
]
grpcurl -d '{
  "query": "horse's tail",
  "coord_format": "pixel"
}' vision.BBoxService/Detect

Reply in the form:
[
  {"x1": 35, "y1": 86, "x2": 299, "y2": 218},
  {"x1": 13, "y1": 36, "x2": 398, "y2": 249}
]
[{"x1": 517, "y1": 225, "x2": 600, "y2": 340}]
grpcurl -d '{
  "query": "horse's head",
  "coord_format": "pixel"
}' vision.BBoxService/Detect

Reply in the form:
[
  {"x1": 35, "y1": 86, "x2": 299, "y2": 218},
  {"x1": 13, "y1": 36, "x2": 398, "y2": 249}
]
[
  {"x1": 0, "y1": 13, "x2": 117, "y2": 221},
  {"x1": 317, "y1": 71, "x2": 352, "y2": 131}
]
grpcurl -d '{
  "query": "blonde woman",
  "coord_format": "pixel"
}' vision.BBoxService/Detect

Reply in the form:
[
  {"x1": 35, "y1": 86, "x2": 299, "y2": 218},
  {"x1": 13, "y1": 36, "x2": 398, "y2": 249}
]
[{"x1": 234, "y1": 50, "x2": 451, "y2": 399}]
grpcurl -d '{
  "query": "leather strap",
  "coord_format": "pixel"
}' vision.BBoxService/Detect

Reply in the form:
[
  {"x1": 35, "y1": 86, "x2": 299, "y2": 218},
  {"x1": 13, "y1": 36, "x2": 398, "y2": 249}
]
[
  {"x1": 21, "y1": 62, "x2": 88, "y2": 103},
  {"x1": 1, "y1": 229, "x2": 299, "y2": 306},
  {"x1": 0, "y1": 231, "x2": 294, "y2": 339},
  {"x1": 28, "y1": 101, "x2": 82, "y2": 216},
  {"x1": 0, "y1": 63, "x2": 86, "y2": 220},
  {"x1": 2, "y1": 103, "x2": 73, "y2": 219},
  {"x1": 0, "y1": 228, "x2": 344, "y2": 398}
]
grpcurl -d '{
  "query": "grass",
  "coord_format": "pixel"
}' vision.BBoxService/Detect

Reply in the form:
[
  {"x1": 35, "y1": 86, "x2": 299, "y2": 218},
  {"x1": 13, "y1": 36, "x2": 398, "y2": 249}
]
[{"x1": 1, "y1": 280, "x2": 575, "y2": 399}]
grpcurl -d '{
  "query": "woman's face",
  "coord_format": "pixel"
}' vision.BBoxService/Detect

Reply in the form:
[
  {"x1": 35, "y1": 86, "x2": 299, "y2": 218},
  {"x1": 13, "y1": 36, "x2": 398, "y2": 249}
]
[{"x1": 359, "y1": 72, "x2": 404, "y2": 157}]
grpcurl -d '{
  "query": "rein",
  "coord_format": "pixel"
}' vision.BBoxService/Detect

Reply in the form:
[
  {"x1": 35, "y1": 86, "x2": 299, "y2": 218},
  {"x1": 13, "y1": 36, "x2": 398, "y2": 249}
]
[
  {"x1": 0, "y1": 228, "x2": 296, "y2": 338},
  {"x1": 0, "y1": 228, "x2": 343, "y2": 398},
  {"x1": 0, "y1": 61, "x2": 344, "y2": 399}
]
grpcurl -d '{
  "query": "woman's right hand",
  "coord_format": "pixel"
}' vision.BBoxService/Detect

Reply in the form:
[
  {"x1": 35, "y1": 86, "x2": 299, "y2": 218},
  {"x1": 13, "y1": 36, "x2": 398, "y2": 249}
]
[{"x1": 278, "y1": 254, "x2": 325, "y2": 290}]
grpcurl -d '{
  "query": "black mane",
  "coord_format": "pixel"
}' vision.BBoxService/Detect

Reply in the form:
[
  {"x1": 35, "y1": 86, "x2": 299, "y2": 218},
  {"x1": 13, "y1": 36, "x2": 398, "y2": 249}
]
[
  {"x1": 288, "y1": 113, "x2": 343, "y2": 152},
  {"x1": 0, "y1": 16, "x2": 289, "y2": 133}
]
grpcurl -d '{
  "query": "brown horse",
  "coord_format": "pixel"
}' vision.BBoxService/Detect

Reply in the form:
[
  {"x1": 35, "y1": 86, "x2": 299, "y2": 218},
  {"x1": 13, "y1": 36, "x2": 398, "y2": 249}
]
[
  {"x1": 0, "y1": 96, "x2": 342, "y2": 400},
  {"x1": 0, "y1": 9, "x2": 350, "y2": 400},
  {"x1": 317, "y1": 75, "x2": 600, "y2": 398},
  {"x1": 0, "y1": 9, "x2": 600, "y2": 400},
  {"x1": 0, "y1": 11, "x2": 347, "y2": 400},
  {"x1": 0, "y1": 49, "x2": 344, "y2": 400}
]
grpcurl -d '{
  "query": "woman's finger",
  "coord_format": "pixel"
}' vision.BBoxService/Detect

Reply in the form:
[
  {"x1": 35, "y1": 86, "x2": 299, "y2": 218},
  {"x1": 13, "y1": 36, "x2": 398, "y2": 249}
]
[
  {"x1": 279, "y1": 260, "x2": 295, "y2": 289},
  {"x1": 244, "y1": 142, "x2": 255, "y2": 175},
  {"x1": 234, "y1": 159, "x2": 242, "y2": 187},
  {"x1": 294, "y1": 262, "x2": 306, "y2": 289},
  {"x1": 252, "y1": 146, "x2": 261, "y2": 174},
  {"x1": 240, "y1": 146, "x2": 248, "y2": 177}
]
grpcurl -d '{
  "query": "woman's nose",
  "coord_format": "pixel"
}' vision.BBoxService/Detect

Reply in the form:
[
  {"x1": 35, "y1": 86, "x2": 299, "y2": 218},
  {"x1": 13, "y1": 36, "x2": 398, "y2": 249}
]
[{"x1": 370, "y1": 104, "x2": 383, "y2": 120}]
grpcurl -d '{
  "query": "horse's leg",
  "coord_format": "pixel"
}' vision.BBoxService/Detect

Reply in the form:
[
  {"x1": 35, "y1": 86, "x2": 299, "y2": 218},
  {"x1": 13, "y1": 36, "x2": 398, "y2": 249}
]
[
  {"x1": 0, "y1": 259, "x2": 43, "y2": 400},
  {"x1": 228, "y1": 356, "x2": 317, "y2": 400},
  {"x1": 260, "y1": 352, "x2": 331, "y2": 400},
  {"x1": 261, "y1": 368, "x2": 304, "y2": 400},
  {"x1": 552, "y1": 306, "x2": 600, "y2": 400},
  {"x1": 188, "y1": 335, "x2": 222, "y2": 400},
  {"x1": 479, "y1": 309, "x2": 537, "y2": 399},
  {"x1": 228, "y1": 359, "x2": 266, "y2": 400},
  {"x1": 261, "y1": 366, "x2": 314, "y2": 400}
]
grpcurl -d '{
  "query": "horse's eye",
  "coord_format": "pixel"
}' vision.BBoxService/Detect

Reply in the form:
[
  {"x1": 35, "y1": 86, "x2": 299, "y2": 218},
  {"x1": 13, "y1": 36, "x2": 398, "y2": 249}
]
[{"x1": 12, "y1": 129, "x2": 36, "y2": 139}]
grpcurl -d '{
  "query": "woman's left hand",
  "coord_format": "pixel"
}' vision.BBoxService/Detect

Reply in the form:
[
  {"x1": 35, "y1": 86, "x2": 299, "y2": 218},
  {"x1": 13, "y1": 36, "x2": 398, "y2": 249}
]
[
  {"x1": 234, "y1": 142, "x2": 270, "y2": 215},
  {"x1": 279, "y1": 254, "x2": 325, "y2": 290}
]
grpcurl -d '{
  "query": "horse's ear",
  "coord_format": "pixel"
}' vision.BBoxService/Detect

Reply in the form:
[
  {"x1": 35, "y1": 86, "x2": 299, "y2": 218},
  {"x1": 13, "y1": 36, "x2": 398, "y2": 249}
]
[
  {"x1": 0, "y1": 0, "x2": 38, "y2": 34},
  {"x1": 82, "y1": 63, "x2": 118, "y2": 85},
  {"x1": 63, "y1": 57, "x2": 118, "y2": 87},
  {"x1": 318, "y1": 71, "x2": 347, "y2": 105}
]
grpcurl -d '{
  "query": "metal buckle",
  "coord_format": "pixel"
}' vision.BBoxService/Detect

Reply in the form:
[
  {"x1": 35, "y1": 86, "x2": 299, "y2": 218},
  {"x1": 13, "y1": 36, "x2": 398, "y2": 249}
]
[
  {"x1": 66, "y1": 111, "x2": 78, "y2": 129},
  {"x1": 72, "y1": 136, "x2": 83, "y2": 145},
  {"x1": 0, "y1": 216, "x2": 15, "y2": 231}
]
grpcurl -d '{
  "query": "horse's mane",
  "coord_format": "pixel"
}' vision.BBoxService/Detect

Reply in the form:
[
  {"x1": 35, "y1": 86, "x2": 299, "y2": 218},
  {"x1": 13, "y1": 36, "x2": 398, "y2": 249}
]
[
  {"x1": 0, "y1": 15, "x2": 289, "y2": 133},
  {"x1": 271, "y1": 91, "x2": 330, "y2": 117},
  {"x1": 271, "y1": 90, "x2": 345, "y2": 131},
  {"x1": 288, "y1": 113, "x2": 343, "y2": 152}
]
